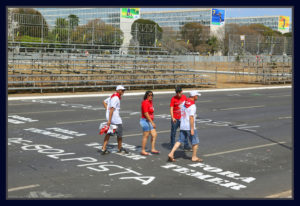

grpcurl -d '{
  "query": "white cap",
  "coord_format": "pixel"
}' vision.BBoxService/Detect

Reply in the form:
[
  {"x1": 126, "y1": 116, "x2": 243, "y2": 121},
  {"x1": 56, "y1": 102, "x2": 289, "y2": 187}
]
[
  {"x1": 189, "y1": 91, "x2": 201, "y2": 97},
  {"x1": 116, "y1": 85, "x2": 126, "y2": 91}
]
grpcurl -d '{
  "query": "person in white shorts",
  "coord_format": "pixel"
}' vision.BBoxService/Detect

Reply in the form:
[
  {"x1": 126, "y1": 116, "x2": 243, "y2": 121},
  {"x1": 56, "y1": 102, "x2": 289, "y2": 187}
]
[
  {"x1": 167, "y1": 91, "x2": 203, "y2": 162},
  {"x1": 101, "y1": 85, "x2": 128, "y2": 155}
]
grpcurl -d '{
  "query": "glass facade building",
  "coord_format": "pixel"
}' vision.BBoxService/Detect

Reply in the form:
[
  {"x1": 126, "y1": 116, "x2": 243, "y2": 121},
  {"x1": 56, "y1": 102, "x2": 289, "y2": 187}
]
[
  {"x1": 35, "y1": 8, "x2": 291, "y2": 33},
  {"x1": 36, "y1": 8, "x2": 121, "y2": 27},
  {"x1": 226, "y1": 16, "x2": 290, "y2": 32},
  {"x1": 141, "y1": 9, "x2": 211, "y2": 31}
]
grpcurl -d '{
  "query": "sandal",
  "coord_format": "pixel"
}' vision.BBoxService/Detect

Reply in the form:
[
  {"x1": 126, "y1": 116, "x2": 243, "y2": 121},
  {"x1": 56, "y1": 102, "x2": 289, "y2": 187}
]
[
  {"x1": 140, "y1": 152, "x2": 150, "y2": 156},
  {"x1": 167, "y1": 156, "x2": 176, "y2": 162},
  {"x1": 192, "y1": 158, "x2": 203, "y2": 162},
  {"x1": 151, "y1": 150, "x2": 160, "y2": 154}
]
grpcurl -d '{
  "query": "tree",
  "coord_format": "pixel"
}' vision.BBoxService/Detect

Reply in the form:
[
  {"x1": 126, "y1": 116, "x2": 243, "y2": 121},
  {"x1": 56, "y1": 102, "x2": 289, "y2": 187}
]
[
  {"x1": 51, "y1": 18, "x2": 69, "y2": 43},
  {"x1": 10, "y1": 8, "x2": 49, "y2": 39},
  {"x1": 283, "y1": 32, "x2": 292, "y2": 37},
  {"x1": 71, "y1": 19, "x2": 123, "y2": 45},
  {"x1": 131, "y1": 19, "x2": 163, "y2": 47},
  {"x1": 207, "y1": 36, "x2": 219, "y2": 55},
  {"x1": 180, "y1": 22, "x2": 209, "y2": 52},
  {"x1": 68, "y1": 14, "x2": 79, "y2": 30},
  {"x1": 224, "y1": 23, "x2": 287, "y2": 56}
]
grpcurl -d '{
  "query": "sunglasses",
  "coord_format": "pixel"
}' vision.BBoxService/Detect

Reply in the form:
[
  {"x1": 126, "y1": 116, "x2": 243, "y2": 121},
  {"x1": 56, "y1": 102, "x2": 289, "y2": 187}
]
[{"x1": 148, "y1": 94, "x2": 153, "y2": 96}]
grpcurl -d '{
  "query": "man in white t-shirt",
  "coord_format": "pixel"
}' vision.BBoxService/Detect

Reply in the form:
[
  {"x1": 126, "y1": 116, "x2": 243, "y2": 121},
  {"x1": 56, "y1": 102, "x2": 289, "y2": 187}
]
[
  {"x1": 168, "y1": 91, "x2": 203, "y2": 162},
  {"x1": 101, "y1": 85, "x2": 128, "y2": 155}
]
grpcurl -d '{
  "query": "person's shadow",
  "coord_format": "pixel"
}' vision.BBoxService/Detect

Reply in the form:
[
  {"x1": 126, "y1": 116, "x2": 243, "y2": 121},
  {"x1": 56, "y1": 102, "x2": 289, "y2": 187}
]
[{"x1": 161, "y1": 143, "x2": 192, "y2": 160}]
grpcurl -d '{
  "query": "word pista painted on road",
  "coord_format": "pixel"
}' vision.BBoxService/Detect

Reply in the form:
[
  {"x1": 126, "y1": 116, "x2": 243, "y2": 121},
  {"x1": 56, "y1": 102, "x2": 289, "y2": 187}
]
[
  {"x1": 155, "y1": 114, "x2": 260, "y2": 132},
  {"x1": 8, "y1": 115, "x2": 38, "y2": 124},
  {"x1": 8, "y1": 138, "x2": 155, "y2": 185},
  {"x1": 24, "y1": 127, "x2": 86, "y2": 140},
  {"x1": 86, "y1": 142, "x2": 147, "y2": 160},
  {"x1": 161, "y1": 163, "x2": 255, "y2": 191}
]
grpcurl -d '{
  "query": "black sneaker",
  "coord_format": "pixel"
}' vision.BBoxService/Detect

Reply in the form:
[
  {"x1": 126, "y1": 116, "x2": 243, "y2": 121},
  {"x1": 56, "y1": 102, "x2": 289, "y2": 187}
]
[
  {"x1": 117, "y1": 147, "x2": 129, "y2": 154},
  {"x1": 101, "y1": 149, "x2": 110, "y2": 155}
]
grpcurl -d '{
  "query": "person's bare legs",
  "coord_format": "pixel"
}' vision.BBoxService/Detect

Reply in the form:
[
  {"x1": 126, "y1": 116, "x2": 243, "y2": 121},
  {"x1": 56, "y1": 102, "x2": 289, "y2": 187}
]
[
  {"x1": 191, "y1": 144, "x2": 202, "y2": 162},
  {"x1": 168, "y1": 142, "x2": 181, "y2": 160},
  {"x1": 150, "y1": 129, "x2": 159, "y2": 153},
  {"x1": 141, "y1": 131, "x2": 150, "y2": 155},
  {"x1": 102, "y1": 134, "x2": 110, "y2": 151},
  {"x1": 117, "y1": 137, "x2": 122, "y2": 150}
]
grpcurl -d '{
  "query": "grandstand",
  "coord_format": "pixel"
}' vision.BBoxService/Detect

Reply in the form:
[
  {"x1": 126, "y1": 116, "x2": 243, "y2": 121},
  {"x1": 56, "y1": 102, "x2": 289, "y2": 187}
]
[{"x1": 7, "y1": 8, "x2": 292, "y2": 94}]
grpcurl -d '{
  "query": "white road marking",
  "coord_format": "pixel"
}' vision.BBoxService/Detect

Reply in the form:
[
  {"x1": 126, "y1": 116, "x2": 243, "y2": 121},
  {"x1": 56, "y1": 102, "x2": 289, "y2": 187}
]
[
  {"x1": 203, "y1": 141, "x2": 286, "y2": 157},
  {"x1": 8, "y1": 184, "x2": 40, "y2": 192},
  {"x1": 197, "y1": 100, "x2": 212, "y2": 103},
  {"x1": 56, "y1": 117, "x2": 131, "y2": 125},
  {"x1": 8, "y1": 103, "x2": 35, "y2": 106},
  {"x1": 9, "y1": 110, "x2": 76, "y2": 115},
  {"x1": 219, "y1": 105, "x2": 265, "y2": 111},
  {"x1": 268, "y1": 95, "x2": 291, "y2": 98},
  {"x1": 123, "y1": 130, "x2": 170, "y2": 137},
  {"x1": 278, "y1": 116, "x2": 292, "y2": 119}
]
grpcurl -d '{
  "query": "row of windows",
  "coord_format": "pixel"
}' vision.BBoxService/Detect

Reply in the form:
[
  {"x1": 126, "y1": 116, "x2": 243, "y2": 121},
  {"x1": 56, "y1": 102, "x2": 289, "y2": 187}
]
[{"x1": 32, "y1": 8, "x2": 290, "y2": 32}]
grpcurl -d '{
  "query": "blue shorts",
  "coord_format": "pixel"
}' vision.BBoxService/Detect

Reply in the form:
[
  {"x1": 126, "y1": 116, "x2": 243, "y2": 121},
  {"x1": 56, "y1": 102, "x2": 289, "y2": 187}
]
[
  {"x1": 140, "y1": 118, "x2": 154, "y2": 132},
  {"x1": 178, "y1": 130, "x2": 199, "y2": 145}
]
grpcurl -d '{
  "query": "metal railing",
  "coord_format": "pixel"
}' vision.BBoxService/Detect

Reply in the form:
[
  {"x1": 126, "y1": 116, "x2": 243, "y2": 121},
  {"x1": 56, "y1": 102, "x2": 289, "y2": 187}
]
[{"x1": 8, "y1": 52, "x2": 216, "y2": 93}]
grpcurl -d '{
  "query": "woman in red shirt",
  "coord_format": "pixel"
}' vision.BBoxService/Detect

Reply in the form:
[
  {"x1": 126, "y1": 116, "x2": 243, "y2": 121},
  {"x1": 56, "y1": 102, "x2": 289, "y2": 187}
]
[{"x1": 139, "y1": 91, "x2": 160, "y2": 156}]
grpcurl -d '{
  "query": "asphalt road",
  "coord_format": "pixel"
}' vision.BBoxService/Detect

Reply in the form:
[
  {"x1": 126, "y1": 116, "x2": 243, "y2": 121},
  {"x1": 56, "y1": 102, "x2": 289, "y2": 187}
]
[{"x1": 7, "y1": 87, "x2": 292, "y2": 199}]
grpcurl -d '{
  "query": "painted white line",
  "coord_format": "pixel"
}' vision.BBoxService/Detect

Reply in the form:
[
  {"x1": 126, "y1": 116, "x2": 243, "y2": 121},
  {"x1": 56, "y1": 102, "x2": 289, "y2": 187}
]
[
  {"x1": 123, "y1": 130, "x2": 170, "y2": 137},
  {"x1": 265, "y1": 190, "x2": 292, "y2": 198},
  {"x1": 56, "y1": 117, "x2": 131, "y2": 125},
  {"x1": 268, "y1": 95, "x2": 291, "y2": 98},
  {"x1": 159, "y1": 100, "x2": 211, "y2": 106},
  {"x1": 278, "y1": 116, "x2": 292, "y2": 119},
  {"x1": 56, "y1": 118, "x2": 107, "y2": 124},
  {"x1": 8, "y1": 103, "x2": 35, "y2": 106},
  {"x1": 8, "y1": 184, "x2": 40, "y2": 192},
  {"x1": 219, "y1": 105, "x2": 265, "y2": 111},
  {"x1": 197, "y1": 100, "x2": 212, "y2": 103},
  {"x1": 203, "y1": 141, "x2": 286, "y2": 157},
  {"x1": 8, "y1": 86, "x2": 291, "y2": 100},
  {"x1": 9, "y1": 110, "x2": 76, "y2": 115}
]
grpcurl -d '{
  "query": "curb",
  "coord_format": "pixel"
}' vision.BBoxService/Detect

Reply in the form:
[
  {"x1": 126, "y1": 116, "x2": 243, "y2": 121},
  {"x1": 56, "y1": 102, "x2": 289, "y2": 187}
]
[{"x1": 8, "y1": 86, "x2": 291, "y2": 101}]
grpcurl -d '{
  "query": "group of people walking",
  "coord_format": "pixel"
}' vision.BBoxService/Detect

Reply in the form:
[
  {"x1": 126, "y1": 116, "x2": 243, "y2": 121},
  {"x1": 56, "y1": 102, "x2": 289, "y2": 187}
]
[{"x1": 100, "y1": 85, "x2": 203, "y2": 162}]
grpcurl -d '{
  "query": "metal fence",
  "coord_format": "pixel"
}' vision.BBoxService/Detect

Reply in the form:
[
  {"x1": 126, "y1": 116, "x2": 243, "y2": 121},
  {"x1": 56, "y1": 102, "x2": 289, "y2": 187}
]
[
  {"x1": 228, "y1": 34, "x2": 292, "y2": 56},
  {"x1": 8, "y1": 53, "x2": 216, "y2": 93}
]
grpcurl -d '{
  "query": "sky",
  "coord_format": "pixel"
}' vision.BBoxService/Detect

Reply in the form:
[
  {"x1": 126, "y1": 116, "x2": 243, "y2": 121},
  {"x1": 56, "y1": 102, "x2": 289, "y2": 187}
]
[{"x1": 141, "y1": 8, "x2": 292, "y2": 20}]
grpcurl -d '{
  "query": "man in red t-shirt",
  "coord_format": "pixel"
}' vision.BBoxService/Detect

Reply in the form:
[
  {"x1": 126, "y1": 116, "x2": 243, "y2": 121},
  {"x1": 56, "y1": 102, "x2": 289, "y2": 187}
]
[{"x1": 169, "y1": 87, "x2": 191, "y2": 151}]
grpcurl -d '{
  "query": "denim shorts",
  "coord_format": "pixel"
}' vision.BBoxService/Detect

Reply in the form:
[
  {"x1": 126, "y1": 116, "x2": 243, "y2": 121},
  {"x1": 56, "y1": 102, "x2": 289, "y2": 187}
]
[
  {"x1": 140, "y1": 118, "x2": 154, "y2": 132},
  {"x1": 178, "y1": 130, "x2": 199, "y2": 145}
]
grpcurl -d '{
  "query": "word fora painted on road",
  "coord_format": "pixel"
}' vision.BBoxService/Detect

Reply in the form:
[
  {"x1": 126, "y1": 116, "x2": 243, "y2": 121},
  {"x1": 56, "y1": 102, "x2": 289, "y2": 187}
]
[
  {"x1": 8, "y1": 115, "x2": 38, "y2": 124},
  {"x1": 24, "y1": 127, "x2": 86, "y2": 140},
  {"x1": 8, "y1": 138, "x2": 155, "y2": 186},
  {"x1": 161, "y1": 163, "x2": 256, "y2": 191},
  {"x1": 155, "y1": 114, "x2": 260, "y2": 132}
]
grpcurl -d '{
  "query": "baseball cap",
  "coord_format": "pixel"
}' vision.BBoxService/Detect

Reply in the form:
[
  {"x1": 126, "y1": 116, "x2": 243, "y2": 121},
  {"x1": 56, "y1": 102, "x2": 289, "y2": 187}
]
[
  {"x1": 189, "y1": 91, "x2": 201, "y2": 97},
  {"x1": 116, "y1": 85, "x2": 126, "y2": 91}
]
